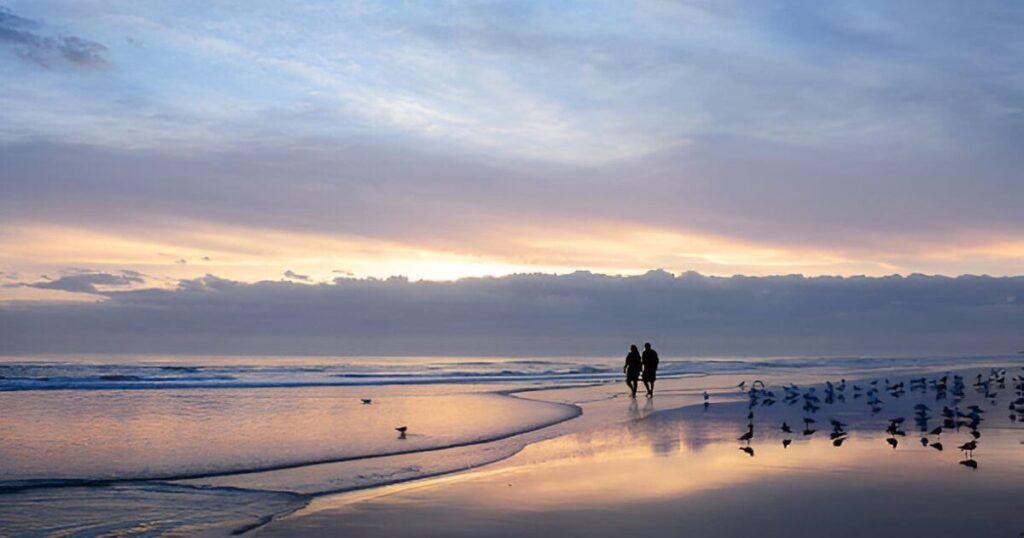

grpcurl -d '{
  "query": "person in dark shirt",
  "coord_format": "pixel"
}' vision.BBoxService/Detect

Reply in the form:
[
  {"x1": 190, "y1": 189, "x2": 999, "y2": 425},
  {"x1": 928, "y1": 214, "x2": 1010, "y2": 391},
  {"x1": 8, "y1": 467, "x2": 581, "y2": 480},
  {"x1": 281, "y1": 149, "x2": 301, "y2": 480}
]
[
  {"x1": 641, "y1": 342, "x2": 659, "y2": 397},
  {"x1": 623, "y1": 344, "x2": 642, "y2": 397}
]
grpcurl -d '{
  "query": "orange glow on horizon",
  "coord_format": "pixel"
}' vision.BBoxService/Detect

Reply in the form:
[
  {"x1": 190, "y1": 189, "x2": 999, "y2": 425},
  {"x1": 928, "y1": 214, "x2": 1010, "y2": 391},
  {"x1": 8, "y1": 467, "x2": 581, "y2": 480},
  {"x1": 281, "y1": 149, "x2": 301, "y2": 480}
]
[{"x1": 3, "y1": 218, "x2": 1022, "y2": 302}]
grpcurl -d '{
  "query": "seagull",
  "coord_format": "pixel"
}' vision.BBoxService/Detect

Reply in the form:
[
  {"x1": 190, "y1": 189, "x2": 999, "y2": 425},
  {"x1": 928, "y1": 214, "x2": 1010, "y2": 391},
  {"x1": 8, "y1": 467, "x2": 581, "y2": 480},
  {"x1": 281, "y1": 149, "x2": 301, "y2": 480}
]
[
  {"x1": 782, "y1": 439, "x2": 792, "y2": 448},
  {"x1": 738, "y1": 381, "x2": 746, "y2": 390},
  {"x1": 738, "y1": 425, "x2": 754, "y2": 442},
  {"x1": 958, "y1": 440, "x2": 977, "y2": 453},
  {"x1": 929, "y1": 426, "x2": 943, "y2": 436},
  {"x1": 833, "y1": 436, "x2": 848, "y2": 447},
  {"x1": 395, "y1": 426, "x2": 408, "y2": 438},
  {"x1": 361, "y1": 399, "x2": 372, "y2": 405},
  {"x1": 886, "y1": 438, "x2": 898, "y2": 449},
  {"x1": 703, "y1": 391, "x2": 710, "y2": 401},
  {"x1": 920, "y1": 437, "x2": 929, "y2": 447}
]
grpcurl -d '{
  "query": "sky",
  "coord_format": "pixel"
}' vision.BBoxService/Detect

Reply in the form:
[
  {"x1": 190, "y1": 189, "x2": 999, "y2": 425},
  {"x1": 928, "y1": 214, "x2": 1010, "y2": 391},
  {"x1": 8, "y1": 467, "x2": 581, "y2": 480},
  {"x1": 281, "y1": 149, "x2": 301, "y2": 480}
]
[{"x1": 1, "y1": 2, "x2": 1022, "y2": 355}]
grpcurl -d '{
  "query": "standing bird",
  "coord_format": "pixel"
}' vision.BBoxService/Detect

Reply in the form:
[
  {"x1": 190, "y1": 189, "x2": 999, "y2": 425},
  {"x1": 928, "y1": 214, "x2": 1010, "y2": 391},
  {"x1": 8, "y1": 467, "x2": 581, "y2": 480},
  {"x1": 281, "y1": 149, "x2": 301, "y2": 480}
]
[
  {"x1": 361, "y1": 399, "x2": 372, "y2": 405},
  {"x1": 395, "y1": 426, "x2": 408, "y2": 438},
  {"x1": 782, "y1": 439, "x2": 792, "y2": 449},
  {"x1": 781, "y1": 422, "x2": 793, "y2": 434},
  {"x1": 958, "y1": 440, "x2": 977, "y2": 454}
]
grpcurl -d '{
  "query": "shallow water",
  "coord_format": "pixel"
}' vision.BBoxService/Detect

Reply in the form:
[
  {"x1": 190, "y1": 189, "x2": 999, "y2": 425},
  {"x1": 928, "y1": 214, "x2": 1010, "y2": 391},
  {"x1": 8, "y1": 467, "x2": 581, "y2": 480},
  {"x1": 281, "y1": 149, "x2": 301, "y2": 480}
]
[{"x1": 0, "y1": 387, "x2": 578, "y2": 482}]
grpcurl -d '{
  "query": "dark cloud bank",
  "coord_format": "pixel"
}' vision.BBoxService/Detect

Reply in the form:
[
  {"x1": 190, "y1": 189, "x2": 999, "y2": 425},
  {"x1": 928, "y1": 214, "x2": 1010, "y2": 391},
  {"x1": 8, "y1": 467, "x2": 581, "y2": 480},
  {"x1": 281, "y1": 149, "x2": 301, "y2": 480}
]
[{"x1": 2, "y1": 271, "x2": 1021, "y2": 357}]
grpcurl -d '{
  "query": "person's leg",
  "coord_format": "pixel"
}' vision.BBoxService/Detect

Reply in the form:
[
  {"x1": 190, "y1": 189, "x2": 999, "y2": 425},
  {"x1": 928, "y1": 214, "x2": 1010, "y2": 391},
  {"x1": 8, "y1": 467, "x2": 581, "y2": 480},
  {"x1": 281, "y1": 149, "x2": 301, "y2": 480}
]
[{"x1": 649, "y1": 379, "x2": 656, "y2": 395}]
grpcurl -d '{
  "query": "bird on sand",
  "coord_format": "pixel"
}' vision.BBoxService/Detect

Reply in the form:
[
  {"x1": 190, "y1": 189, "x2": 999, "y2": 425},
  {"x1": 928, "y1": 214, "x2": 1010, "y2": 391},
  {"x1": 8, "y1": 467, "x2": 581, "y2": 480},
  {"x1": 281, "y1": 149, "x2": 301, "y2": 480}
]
[
  {"x1": 886, "y1": 438, "x2": 898, "y2": 449},
  {"x1": 782, "y1": 439, "x2": 792, "y2": 449},
  {"x1": 395, "y1": 426, "x2": 408, "y2": 438},
  {"x1": 361, "y1": 399, "x2": 372, "y2": 404},
  {"x1": 832, "y1": 436, "x2": 848, "y2": 447}
]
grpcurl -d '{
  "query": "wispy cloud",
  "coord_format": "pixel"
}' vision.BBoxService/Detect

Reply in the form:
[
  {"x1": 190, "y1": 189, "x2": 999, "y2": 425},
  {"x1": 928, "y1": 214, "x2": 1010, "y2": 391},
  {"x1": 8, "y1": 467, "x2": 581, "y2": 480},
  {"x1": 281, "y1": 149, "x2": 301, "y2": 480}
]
[
  {"x1": 17, "y1": 270, "x2": 143, "y2": 294},
  {"x1": 0, "y1": 6, "x2": 108, "y2": 68}
]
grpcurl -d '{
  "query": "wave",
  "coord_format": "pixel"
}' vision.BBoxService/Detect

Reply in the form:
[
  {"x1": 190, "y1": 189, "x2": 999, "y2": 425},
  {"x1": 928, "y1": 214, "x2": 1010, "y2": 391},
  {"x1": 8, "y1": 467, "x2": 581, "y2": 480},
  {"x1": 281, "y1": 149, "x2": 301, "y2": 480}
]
[{"x1": 0, "y1": 355, "x2": 1016, "y2": 391}]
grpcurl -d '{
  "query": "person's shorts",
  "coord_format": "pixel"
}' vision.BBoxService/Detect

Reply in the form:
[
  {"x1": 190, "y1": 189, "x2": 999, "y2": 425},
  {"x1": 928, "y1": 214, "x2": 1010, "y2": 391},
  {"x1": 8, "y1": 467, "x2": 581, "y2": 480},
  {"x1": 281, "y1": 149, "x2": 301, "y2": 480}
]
[
  {"x1": 626, "y1": 368, "x2": 641, "y2": 381},
  {"x1": 642, "y1": 370, "x2": 657, "y2": 382}
]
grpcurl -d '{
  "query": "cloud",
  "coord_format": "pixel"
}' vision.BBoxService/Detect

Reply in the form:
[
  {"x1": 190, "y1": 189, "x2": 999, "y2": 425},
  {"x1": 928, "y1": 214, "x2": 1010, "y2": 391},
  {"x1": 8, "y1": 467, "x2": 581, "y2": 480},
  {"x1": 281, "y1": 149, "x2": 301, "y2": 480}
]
[
  {"x1": 283, "y1": 270, "x2": 311, "y2": 282},
  {"x1": 1, "y1": 271, "x2": 1021, "y2": 356},
  {"x1": 0, "y1": 6, "x2": 108, "y2": 68},
  {"x1": 21, "y1": 270, "x2": 144, "y2": 294},
  {"x1": 2, "y1": 139, "x2": 1022, "y2": 279}
]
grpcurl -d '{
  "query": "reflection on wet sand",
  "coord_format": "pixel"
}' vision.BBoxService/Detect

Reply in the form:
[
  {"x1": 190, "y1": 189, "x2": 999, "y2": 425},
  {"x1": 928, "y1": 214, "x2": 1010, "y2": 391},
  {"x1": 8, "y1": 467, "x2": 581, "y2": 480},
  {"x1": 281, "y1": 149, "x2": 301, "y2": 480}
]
[{"x1": 258, "y1": 366, "x2": 1024, "y2": 537}]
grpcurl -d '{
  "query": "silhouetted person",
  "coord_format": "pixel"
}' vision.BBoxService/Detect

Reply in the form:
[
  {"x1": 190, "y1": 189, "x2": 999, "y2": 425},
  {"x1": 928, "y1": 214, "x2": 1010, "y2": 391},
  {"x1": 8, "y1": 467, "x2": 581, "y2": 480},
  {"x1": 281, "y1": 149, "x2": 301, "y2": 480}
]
[
  {"x1": 642, "y1": 342, "x2": 659, "y2": 396},
  {"x1": 624, "y1": 344, "x2": 642, "y2": 397}
]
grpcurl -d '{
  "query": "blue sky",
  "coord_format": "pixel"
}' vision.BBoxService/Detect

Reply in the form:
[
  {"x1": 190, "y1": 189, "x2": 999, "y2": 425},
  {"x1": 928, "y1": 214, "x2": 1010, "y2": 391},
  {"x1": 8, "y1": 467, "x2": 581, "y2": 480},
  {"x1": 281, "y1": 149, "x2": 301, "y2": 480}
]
[{"x1": 2, "y1": 1, "x2": 1023, "y2": 303}]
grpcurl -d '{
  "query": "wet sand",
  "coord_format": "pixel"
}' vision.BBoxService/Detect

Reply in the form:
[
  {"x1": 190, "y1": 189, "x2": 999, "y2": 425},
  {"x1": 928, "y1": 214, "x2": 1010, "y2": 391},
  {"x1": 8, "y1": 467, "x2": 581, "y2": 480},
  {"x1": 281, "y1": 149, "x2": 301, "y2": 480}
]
[{"x1": 256, "y1": 365, "x2": 1024, "y2": 537}]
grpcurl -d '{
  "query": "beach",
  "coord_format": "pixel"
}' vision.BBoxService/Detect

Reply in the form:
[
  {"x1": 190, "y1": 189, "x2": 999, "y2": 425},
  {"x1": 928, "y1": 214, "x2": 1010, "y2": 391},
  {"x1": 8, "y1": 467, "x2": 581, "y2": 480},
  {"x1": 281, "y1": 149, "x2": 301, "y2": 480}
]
[{"x1": 1, "y1": 355, "x2": 1022, "y2": 536}]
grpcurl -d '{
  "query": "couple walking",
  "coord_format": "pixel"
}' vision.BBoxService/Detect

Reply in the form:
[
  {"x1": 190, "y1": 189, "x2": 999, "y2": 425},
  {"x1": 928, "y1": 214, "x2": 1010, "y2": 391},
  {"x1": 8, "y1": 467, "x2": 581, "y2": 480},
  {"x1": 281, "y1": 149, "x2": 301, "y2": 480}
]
[{"x1": 623, "y1": 342, "x2": 659, "y2": 397}]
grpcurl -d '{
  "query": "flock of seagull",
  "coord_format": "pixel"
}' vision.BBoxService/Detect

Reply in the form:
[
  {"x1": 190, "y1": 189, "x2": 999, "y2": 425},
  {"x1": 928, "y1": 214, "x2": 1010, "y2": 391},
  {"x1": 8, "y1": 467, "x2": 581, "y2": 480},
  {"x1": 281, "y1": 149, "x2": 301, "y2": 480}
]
[
  {"x1": 721, "y1": 367, "x2": 1024, "y2": 469},
  {"x1": 366, "y1": 365, "x2": 1024, "y2": 447}
]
